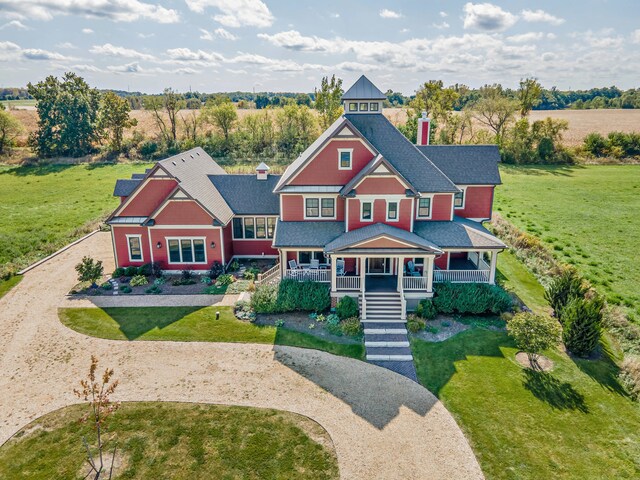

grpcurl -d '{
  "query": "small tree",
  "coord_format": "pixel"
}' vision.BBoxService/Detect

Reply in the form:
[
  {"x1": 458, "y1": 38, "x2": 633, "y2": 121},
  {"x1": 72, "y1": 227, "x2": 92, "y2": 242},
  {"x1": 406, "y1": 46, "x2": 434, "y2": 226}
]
[
  {"x1": 544, "y1": 268, "x2": 587, "y2": 317},
  {"x1": 562, "y1": 294, "x2": 604, "y2": 357},
  {"x1": 0, "y1": 109, "x2": 23, "y2": 154},
  {"x1": 99, "y1": 91, "x2": 137, "y2": 152},
  {"x1": 517, "y1": 77, "x2": 543, "y2": 117},
  {"x1": 143, "y1": 88, "x2": 184, "y2": 144},
  {"x1": 314, "y1": 74, "x2": 343, "y2": 129},
  {"x1": 472, "y1": 84, "x2": 519, "y2": 142},
  {"x1": 507, "y1": 312, "x2": 562, "y2": 368},
  {"x1": 74, "y1": 355, "x2": 120, "y2": 480},
  {"x1": 76, "y1": 256, "x2": 104, "y2": 287},
  {"x1": 201, "y1": 99, "x2": 237, "y2": 142}
]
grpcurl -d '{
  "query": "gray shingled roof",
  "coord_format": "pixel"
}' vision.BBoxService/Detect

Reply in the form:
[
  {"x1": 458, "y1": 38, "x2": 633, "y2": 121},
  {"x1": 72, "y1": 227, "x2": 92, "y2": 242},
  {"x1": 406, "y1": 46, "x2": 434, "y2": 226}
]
[
  {"x1": 209, "y1": 174, "x2": 281, "y2": 215},
  {"x1": 113, "y1": 179, "x2": 142, "y2": 197},
  {"x1": 324, "y1": 223, "x2": 441, "y2": 253},
  {"x1": 345, "y1": 114, "x2": 459, "y2": 193},
  {"x1": 342, "y1": 75, "x2": 387, "y2": 100},
  {"x1": 340, "y1": 154, "x2": 417, "y2": 196},
  {"x1": 417, "y1": 145, "x2": 502, "y2": 185},
  {"x1": 413, "y1": 217, "x2": 506, "y2": 249},
  {"x1": 273, "y1": 221, "x2": 344, "y2": 248},
  {"x1": 131, "y1": 173, "x2": 146, "y2": 180}
]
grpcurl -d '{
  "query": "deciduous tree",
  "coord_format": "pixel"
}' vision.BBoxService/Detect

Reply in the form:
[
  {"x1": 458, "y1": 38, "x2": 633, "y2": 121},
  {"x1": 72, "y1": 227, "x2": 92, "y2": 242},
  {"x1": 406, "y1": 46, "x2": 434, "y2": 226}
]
[
  {"x1": 314, "y1": 75, "x2": 343, "y2": 129},
  {"x1": 507, "y1": 312, "x2": 562, "y2": 368},
  {"x1": 201, "y1": 98, "x2": 237, "y2": 142},
  {"x1": 99, "y1": 91, "x2": 137, "y2": 152},
  {"x1": 472, "y1": 84, "x2": 519, "y2": 142},
  {"x1": 0, "y1": 109, "x2": 23, "y2": 154},
  {"x1": 143, "y1": 88, "x2": 184, "y2": 144},
  {"x1": 518, "y1": 77, "x2": 543, "y2": 117}
]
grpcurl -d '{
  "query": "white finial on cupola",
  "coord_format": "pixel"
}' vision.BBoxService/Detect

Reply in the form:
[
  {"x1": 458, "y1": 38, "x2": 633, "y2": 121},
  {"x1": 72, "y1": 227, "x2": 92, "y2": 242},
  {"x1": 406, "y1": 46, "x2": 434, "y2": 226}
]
[
  {"x1": 256, "y1": 162, "x2": 270, "y2": 180},
  {"x1": 417, "y1": 111, "x2": 431, "y2": 146}
]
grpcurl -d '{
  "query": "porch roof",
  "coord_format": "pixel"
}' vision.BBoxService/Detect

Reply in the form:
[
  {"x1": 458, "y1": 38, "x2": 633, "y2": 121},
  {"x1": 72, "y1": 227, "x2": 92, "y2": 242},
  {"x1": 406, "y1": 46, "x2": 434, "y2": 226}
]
[
  {"x1": 413, "y1": 217, "x2": 506, "y2": 249},
  {"x1": 273, "y1": 220, "x2": 345, "y2": 248},
  {"x1": 324, "y1": 223, "x2": 442, "y2": 254}
]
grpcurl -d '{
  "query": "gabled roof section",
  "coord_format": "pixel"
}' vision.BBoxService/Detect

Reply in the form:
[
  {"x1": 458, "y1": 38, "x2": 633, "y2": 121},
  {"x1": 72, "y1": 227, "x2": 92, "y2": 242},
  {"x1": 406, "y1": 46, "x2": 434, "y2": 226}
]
[
  {"x1": 113, "y1": 179, "x2": 142, "y2": 197},
  {"x1": 413, "y1": 216, "x2": 506, "y2": 249},
  {"x1": 273, "y1": 220, "x2": 345, "y2": 248},
  {"x1": 210, "y1": 174, "x2": 281, "y2": 215},
  {"x1": 417, "y1": 145, "x2": 502, "y2": 185},
  {"x1": 342, "y1": 75, "x2": 386, "y2": 100},
  {"x1": 274, "y1": 115, "x2": 376, "y2": 192},
  {"x1": 345, "y1": 114, "x2": 459, "y2": 193},
  {"x1": 340, "y1": 154, "x2": 417, "y2": 196},
  {"x1": 324, "y1": 223, "x2": 442, "y2": 254}
]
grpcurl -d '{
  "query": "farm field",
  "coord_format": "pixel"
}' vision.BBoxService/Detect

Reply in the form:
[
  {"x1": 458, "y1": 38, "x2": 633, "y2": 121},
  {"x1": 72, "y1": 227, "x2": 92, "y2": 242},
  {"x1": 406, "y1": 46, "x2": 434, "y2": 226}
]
[{"x1": 495, "y1": 164, "x2": 640, "y2": 316}]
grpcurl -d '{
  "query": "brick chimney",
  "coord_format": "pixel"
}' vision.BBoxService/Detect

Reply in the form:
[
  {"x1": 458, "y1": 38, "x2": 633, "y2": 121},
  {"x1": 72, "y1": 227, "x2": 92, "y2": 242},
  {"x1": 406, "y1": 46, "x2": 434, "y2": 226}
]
[
  {"x1": 256, "y1": 162, "x2": 270, "y2": 180},
  {"x1": 416, "y1": 111, "x2": 431, "y2": 146}
]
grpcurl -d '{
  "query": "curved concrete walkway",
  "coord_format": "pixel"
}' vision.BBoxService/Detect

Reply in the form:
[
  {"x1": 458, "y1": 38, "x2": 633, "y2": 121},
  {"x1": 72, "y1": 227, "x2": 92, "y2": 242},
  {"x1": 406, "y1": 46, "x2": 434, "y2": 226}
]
[{"x1": 0, "y1": 232, "x2": 483, "y2": 480}]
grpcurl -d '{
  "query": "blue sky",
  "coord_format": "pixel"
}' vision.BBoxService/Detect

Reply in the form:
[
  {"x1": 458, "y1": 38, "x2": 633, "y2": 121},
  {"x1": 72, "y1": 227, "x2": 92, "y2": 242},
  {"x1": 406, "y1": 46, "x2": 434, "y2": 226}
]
[{"x1": 0, "y1": 1, "x2": 639, "y2": 94}]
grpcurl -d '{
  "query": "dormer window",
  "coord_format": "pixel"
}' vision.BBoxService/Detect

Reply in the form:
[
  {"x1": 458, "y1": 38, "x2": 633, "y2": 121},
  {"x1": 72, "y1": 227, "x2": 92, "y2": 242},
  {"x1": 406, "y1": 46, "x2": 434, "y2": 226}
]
[
  {"x1": 338, "y1": 148, "x2": 352, "y2": 170},
  {"x1": 359, "y1": 102, "x2": 369, "y2": 111},
  {"x1": 370, "y1": 102, "x2": 379, "y2": 111},
  {"x1": 348, "y1": 102, "x2": 358, "y2": 112}
]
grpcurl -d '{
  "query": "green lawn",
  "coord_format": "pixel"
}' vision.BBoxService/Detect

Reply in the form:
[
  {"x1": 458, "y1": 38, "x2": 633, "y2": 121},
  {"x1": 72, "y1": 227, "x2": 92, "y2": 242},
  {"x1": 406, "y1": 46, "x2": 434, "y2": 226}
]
[
  {"x1": 59, "y1": 306, "x2": 364, "y2": 359},
  {"x1": 0, "y1": 163, "x2": 152, "y2": 277},
  {"x1": 0, "y1": 402, "x2": 339, "y2": 479},
  {"x1": 495, "y1": 165, "x2": 640, "y2": 315},
  {"x1": 496, "y1": 250, "x2": 549, "y2": 314},
  {"x1": 0, "y1": 275, "x2": 22, "y2": 300}
]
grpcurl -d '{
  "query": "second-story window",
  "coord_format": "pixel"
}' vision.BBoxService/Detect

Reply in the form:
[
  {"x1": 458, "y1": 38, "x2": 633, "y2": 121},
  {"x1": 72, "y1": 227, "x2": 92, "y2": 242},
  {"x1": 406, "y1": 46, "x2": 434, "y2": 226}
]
[
  {"x1": 361, "y1": 201, "x2": 373, "y2": 221},
  {"x1": 417, "y1": 198, "x2": 431, "y2": 218},
  {"x1": 454, "y1": 189, "x2": 465, "y2": 209},
  {"x1": 338, "y1": 149, "x2": 352, "y2": 170},
  {"x1": 306, "y1": 197, "x2": 334, "y2": 218},
  {"x1": 387, "y1": 201, "x2": 398, "y2": 221},
  {"x1": 305, "y1": 198, "x2": 319, "y2": 217},
  {"x1": 321, "y1": 198, "x2": 335, "y2": 217}
]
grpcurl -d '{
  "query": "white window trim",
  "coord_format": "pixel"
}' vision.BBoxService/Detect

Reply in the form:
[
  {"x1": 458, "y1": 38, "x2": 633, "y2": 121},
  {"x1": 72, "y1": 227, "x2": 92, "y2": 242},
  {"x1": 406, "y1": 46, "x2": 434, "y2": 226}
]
[
  {"x1": 386, "y1": 200, "x2": 399, "y2": 222},
  {"x1": 126, "y1": 234, "x2": 144, "y2": 262},
  {"x1": 166, "y1": 237, "x2": 208, "y2": 264},
  {"x1": 361, "y1": 200, "x2": 374, "y2": 222},
  {"x1": 454, "y1": 187, "x2": 467, "y2": 210},
  {"x1": 347, "y1": 102, "x2": 358, "y2": 112},
  {"x1": 232, "y1": 216, "x2": 277, "y2": 240},
  {"x1": 337, "y1": 148, "x2": 353, "y2": 170},
  {"x1": 369, "y1": 102, "x2": 380, "y2": 112},
  {"x1": 416, "y1": 195, "x2": 434, "y2": 219},
  {"x1": 303, "y1": 196, "x2": 337, "y2": 220},
  {"x1": 358, "y1": 102, "x2": 369, "y2": 112}
]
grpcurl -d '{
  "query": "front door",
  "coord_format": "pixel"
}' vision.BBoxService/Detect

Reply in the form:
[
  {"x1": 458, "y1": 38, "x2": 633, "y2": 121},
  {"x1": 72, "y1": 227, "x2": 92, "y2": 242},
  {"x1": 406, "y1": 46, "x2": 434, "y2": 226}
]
[{"x1": 367, "y1": 258, "x2": 390, "y2": 274}]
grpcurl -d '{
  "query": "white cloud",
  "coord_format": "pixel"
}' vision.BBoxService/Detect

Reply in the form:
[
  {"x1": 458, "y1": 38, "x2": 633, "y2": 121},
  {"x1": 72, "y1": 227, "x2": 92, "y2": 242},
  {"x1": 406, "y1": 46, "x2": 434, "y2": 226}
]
[
  {"x1": 432, "y1": 22, "x2": 450, "y2": 30},
  {"x1": 257, "y1": 30, "x2": 335, "y2": 52},
  {"x1": 571, "y1": 29, "x2": 623, "y2": 49},
  {"x1": 56, "y1": 41, "x2": 76, "y2": 48},
  {"x1": 330, "y1": 13, "x2": 339, "y2": 18},
  {"x1": 200, "y1": 27, "x2": 238, "y2": 40},
  {"x1": 439, "y1": 11, "x2": 448, "y2": 18},
  {"x1": 82, "y1": 28, "x2": 93, "y2": 34},
  {"x1": 165, "y1": 47, "x2": 223, "y2": 63},
  {"x1": 184, "y1": 0, "x2": 273, "y2": 28},
  {"x1": 463, "y1": 3, "x2": 517, "y2": 31},
  {"x1": 507, "y1": 32, "x2": 544, "y2": 43},
  {"x1": 90, "y1": 43, "x2": 155, "y2": 60},
  {"x1": 107, "y1": 61, "x2": 142, "y2": 73},
  {"x1": 0, "y1": 19, "x2": 28, "y2": 29},
  {"x1": 380, "y1": 8, "x2": 402, "y2": 19},
  {"x1": 0, "y1": 40, "x2": 20, "y2": 61},
  {"x1": 541, "y1": 52, "x2": 557, "y2": 62},
  {"x1": 521, "y1": 9, "x2": 565, "y2": 26},
  {"x1": 71, "y1": 63, "x2": 102, "y2": 72},
  {"x1": 0, "y1": 0, "x2": 180, "y2": 24},
  {"x1": 632, "y1": 29, "x2": 640, "y2": 44},
  {"x1": 22, "y1": 48, "x2": 71, "y2": 61},
  {"x1": 137, "y1": 32, "x2": 155, "y2": 38}
]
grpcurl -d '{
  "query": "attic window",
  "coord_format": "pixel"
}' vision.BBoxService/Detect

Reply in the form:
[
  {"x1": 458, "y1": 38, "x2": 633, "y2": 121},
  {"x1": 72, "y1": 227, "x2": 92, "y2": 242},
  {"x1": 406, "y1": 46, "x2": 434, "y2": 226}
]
[
  {"x1": 338, "y1": 149, "x2": 353, "y2": 170},
  {"x1": 348, "y1": 102, "x2": 357, "y2": 112}
]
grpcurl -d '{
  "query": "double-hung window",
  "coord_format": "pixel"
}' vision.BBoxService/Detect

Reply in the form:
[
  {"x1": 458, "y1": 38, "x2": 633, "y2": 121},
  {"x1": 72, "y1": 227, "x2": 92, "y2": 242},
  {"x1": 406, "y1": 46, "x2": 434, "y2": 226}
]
[
  {"x1": 167, "y1": 238, "x2": 206, "y2": 264},
  {"x1": 454, "y1": 189, "x2": 465, "y2": 208},
  {"x1": 370, "y1": 102, "x2": 379, "y2": 112},
  {"x1": 233, "y1": 217, "x2": 277, "y2": 239},
  {"x1": 338, "y1": 149, "x2": 352, "y2": 170},
  {"x1": 305, "y1": 198, "x2": 319, "y2": 217},
  {"x1": 256, "y1": 217, "x2": 266, "y2": 239},
  {"x1": 348, "y1": 102, "x2": 357, "y2": 112},
  {"x1": 127, "y1": 235, "x2": 143, "y2": 262},
  {"x1": 321, "y1": 198, "x2": 335, "y2": 217},
  {"x1": 244, "y1": 218, "x2": 255, "y2": 239},
  {"x1": 387, "y1": 201, "x2": 398, "y2": 221},
  {"x1": 361, "y1": 201, "x2": 373, "y2": 221},
  {"x1": 417, "y1": 198, "x2": 431, "y2": 218},
  {"x1": 306, "y1": 198, "x2": 334, "y2": 218}
]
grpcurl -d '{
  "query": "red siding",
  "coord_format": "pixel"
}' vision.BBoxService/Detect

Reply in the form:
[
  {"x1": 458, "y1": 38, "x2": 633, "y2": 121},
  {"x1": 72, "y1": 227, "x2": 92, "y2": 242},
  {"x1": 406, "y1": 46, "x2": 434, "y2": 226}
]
[
  {"x1": 148, "y1": 228, "x2": 223, "y2": 271},
  {"x1": 357, "y1": 177, "x2": 406, "y2": 195},
  {"x1": 119, "y1": 179, "x2": 177, "y2": 217},
  {"x1": 455, "y1": 186, "x2": 494, "y2": 220},
  {"x1": 430, "y1": 194, "x2": 453, "y2": 221},
  {"x1": 347, "y1": 198, "x2": 412, "y2": 231},
  {"x1": 153, "y1": 200, "x2": 213, "y2": 225},
  {"x1": 281, "y1": 195, "x2": 345, "y2": 221},
  {"x1": 223, "y1": 224, "x2": 234, "y2": 264},
  {"x1": 289, "y1": 140, "x2": 375, "y2": 185},
  {"x1": 231, "y1": 240, "x2": 277, "y2": 257},
  {"x1": 112, "y1": 226, "x2": 151, "y2": 268},
  {"x1": 435, "y1": 252, "x2": 449, "y2": 270}
]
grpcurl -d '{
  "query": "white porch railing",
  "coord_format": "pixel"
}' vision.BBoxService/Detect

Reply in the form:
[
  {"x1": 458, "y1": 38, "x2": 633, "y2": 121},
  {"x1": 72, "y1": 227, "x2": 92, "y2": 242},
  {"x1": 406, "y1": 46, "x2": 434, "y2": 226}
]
[
  {"x1": 336, "y1": 276, "x2": 360, "y2": 290},
  {"x1": 433, "y1": 269, "x2": 490, "y2": 283},
  {"x1": 284, "y1": 269, "x2": 330, "y2": 283},
  {"x1": 256, "y1": 262, "x2": 280, "y2": 285},
  {"x1": 403, "y1": 276, "x2": 429, "y2": 290}
]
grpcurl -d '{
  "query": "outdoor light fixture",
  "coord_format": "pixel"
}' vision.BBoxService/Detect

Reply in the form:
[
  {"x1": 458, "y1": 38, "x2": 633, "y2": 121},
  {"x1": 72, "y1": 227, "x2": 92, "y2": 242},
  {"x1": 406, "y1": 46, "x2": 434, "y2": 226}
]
[
  {"x1": 210, "y1": 241, "x2": 216, "y2": 248},
  {"x1": 156, "y1": 242, "x2": 162, "y2": 249}
]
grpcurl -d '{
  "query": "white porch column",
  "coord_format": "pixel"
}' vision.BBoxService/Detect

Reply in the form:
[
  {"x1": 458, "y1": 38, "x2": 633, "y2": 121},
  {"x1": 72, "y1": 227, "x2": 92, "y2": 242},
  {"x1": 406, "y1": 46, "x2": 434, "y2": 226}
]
[
  {"x1": 330, "y1": 254, "x2": 337, "y2": 293},
  {"x1": 359, "y1": 257, "x2": 365, "y2": 291},
  {"x1": 397, "y1": 256, "x2": 404, "y2": 292},
  {"x1": 489, "y1": 250, "x2": 497, "y2": 284},
  {"x1": 280, "y1": 249, "x2": 287, "y2": 278},
  {"x1": 426, "y1": 256, "x2": 434, "y2": 292}
]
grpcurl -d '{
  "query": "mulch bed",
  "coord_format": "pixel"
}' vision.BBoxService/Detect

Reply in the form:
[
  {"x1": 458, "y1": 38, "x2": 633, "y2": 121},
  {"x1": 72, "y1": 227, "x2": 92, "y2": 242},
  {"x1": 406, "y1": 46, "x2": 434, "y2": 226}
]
[{"x1": 254, "y1": 312, "x2": 361, "y2": 345}]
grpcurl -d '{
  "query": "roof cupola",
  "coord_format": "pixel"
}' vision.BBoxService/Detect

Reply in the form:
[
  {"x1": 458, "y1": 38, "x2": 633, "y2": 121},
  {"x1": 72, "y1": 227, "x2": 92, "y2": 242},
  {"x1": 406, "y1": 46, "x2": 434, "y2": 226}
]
[{"x1": 341, "y1": 75, "x2": 386, "y2": 114}]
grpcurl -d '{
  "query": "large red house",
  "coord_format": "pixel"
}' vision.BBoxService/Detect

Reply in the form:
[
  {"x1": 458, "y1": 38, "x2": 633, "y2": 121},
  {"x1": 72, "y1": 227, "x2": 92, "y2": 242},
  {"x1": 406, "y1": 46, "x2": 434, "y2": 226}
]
[{"x1": 108, "y1": 75, "x2": 505, "y2": 318}]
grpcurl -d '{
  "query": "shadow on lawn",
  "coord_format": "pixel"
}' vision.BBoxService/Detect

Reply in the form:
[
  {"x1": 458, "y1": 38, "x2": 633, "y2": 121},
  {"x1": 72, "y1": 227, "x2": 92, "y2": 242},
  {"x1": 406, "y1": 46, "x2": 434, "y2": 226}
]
[
  {"x1": 523, "y1": 370, "x2": 589, "y2": 413},
  {"x1": 500, "y1": 164, "x2": 585, "y2": 177},
  {"x1": 0, "y1": 161, "x2": 119, "y2": 177},
  {"x1": 102, "y1": 306, "x2": 204, "y2": 340},
  {"x1": 570, "y1": 342, "x2": 628, "y2": 397},
  {"x1": 272, "y1": 344, "x2": 436, "y2": 430}
]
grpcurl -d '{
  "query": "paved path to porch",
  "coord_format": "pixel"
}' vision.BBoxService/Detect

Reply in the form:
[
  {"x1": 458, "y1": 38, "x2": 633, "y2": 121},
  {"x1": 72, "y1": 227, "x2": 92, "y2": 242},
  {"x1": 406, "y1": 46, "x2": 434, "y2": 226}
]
[{"x1": 0, "y1": 232, "x2": 483, "y2": 479}]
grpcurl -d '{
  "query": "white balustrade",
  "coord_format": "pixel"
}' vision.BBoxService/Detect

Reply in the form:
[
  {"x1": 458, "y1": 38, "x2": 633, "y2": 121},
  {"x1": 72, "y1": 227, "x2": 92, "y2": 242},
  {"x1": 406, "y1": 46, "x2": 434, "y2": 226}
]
[
  {"x1": 284, "y1": 269, "x2": 330, "y2": 283},
  {"x1": 403, "y1": 276, "x2": 429, "y2": 290},
  {"x1": 433, "y1": 269, "x2": 490, "y2": 283},
  {"x1": 256, "y1": 262, "x2": 281, "y2": 285},
  {"x1": 336, "y1": 276, "x2": 360, "y2": 290}
]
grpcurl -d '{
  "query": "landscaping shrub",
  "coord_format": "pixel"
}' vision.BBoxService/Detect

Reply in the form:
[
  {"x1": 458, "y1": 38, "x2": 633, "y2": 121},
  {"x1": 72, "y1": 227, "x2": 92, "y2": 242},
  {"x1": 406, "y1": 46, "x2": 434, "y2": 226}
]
[
  {"x1": 75, "y1": 256, "x2": 104, "y2": 286},
  {"x1": 120, "y1": 285, "x2": 132, "y2": 294},
  {"x1": 200, "y1": 276, "x2": 213, "y2": 285},
  {"x1": 137, "y1": 263, "x2": 153, "y2": 276},
  {"x1": 151, "y1": 262, "x2": 163, "y2": 278},
  {"x1": 507, "y1": 312, "x2": 562, "y2": 366},
  {"x1": 407, "y1": 314, "x2": 426, "y2": 334},
  {"x1": 243, "y1": 271, "x2": 255, "y2": 281},
  {"x1": 276, "y1": 279, "x2": 330, "y2": 313},
  {"x1": 561, "y1": 294, "x2": 605, "y2": 357},
  {"x1": 433, "y1": 283, "x2": 512, "y2": 314},
  {"x1": 250, "y1": 283, "x2": 279, "y2": 314},
  {"x1": 124, "y1": 266, "x2": 138, "y2": 277},
  {"x1": 544, "y1": 268, "x2": 588, "y2": 317},
  {"x1": 325, "y1": 314, "x2": 342, "y2": 336},
  {"x1": 208, "y1": 261, "x2": 224, "y2": 280},
  {"x1": 216, "y1": 274, "x2": 235, "y2": 286},
  {"x1": 172, "y1": 278, "x2": 196, "y2": 286},
  {"x1": 112, "y1": 267, "x2": 125, "y2": 278},
  {"x1": 145, "y1": 285, "x2": 162, "y2": 295},
  {"x1": 619, "y1": 356, "x2": 640, "y2": 401},
  {"x1": 154, "y1": 277, "x2": 166, "y2": 286},
  {"x1": 340, "y1": 317, "x2": 362, "y2": 336},
  {"x1": 130, "y1": 275, "x2": 149, "y2": 287},
  {"x1": 181, "y1": 270, "x2": 194, "y2": 280},
  {"x1": 100, "y1": 282, "x2": 113, "y2": 290},
  {"x1": 336, "y1": 295, "x2": 359, "y2": 320},
  {"x1": 415, "y1": 298, "x2": 437, "y2": 320}
]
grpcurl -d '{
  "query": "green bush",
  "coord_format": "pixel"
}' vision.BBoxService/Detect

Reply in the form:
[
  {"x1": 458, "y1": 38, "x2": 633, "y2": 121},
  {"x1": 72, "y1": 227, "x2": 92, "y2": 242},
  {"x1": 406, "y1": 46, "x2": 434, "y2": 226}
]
[
  {"x1": 151, "y1": 262, "x2": 164, "y2": 278},
  {"x1": 75, "y1": 256, "x2": 104, "y2": 285},
  {"x1": 415, "y1": 298, "x2": 437, "y2": 320},
  {"x1": 544, "y1": 268, "x2": 588, "y2": 317},
  {"x1": 130, "y1": 275, "x2": 148, "y2": 287},
  {"x1": 124, "y1": 266, "x2": 138, "y2": 277},
  {"x1": 208, "y1": 261, "x2": 224, "y2": 279},
  {"x1": 325, "y1": 313, "x2": 342, "y2": 336},
  {"x1": 340, "y1": 317, "x2": 362, "y2": 336},
  {"x1": 181, "y1": 270, "x2": 194, "y2": 280},
  {"x1": 336, "y1": 295, "x2": 359, "y2": 320},
  {"x1": 154, "y1": 277, "x2": 166, "y2": 286},
  {"x1": 216, "y1": 274, "x2": 235, "y2": 286},
  {"x1": 145, "y1": 285, "x2": 162, "y2": 295},
  {"x1": 407, "y1": 314, "x2": 426, "y2": 333},
  {"x1": 562, "y1": 295, "x2": 604, "y2": 357},
  {"x1": 276, "y1": 279, "x2": 330, "y2": 313},
  {"x1": 433, "y1": 283, "x2": 512, "y2": 314},
  {"x1": 100, "y1": 282, "x2": 113, "y2": 290},
  {"x1": 120, "y1": 285, "x2": 132, "y2": 294},
  {"x1": 243, "y1": 271, "x2": 255, "y2": 280},
  {"x1": 251, "y1": 283, "x2": 279, "y2": 313},
  {"x1": 137, "y1": 263, "x2": 153, "y2": 276},
  {"x1": 112, "y1": 267, "x2": 125, "y2": 278}
]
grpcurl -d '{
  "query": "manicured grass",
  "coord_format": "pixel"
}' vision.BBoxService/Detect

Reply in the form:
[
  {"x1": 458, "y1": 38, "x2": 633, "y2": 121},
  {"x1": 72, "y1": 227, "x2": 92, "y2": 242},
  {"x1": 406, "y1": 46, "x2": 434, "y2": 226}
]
[
  {"x1": 496, "y1": 250, "x2": 549, "y2": 314},
  {"x1": 0, "y1": 275, "x2": 21, "y2": 300},
  {"x1": 412, "y1": 330, "x2": 640, "y2": 480},
  {"x1": 59, "y1": 306, "x2": 364, "y2": 359},
  {"x1": 0, "y1": 163, "x2": 152, "y2": 277},
  {"x1": 0, "y1": 402, "x2": 339, "y2": 479},
  {"x1": 495, "y1": 165, "x2": 640, "y2": 315}
]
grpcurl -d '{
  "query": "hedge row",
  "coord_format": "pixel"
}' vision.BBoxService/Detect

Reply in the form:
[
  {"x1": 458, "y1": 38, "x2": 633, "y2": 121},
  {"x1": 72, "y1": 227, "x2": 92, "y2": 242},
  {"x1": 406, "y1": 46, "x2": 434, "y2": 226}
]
[
  {"x1": 251, "y1": 279, "x2": 330, "y2": 314},
  {"x1": 415, "y1": 282, "x2": 513, "y2": 318}
]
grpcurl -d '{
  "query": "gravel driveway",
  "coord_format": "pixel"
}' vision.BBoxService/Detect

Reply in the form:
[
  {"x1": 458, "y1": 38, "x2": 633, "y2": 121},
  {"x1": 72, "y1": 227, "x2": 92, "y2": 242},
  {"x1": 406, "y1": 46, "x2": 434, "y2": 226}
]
[{"x1": 0, "y1": 232, "x2": 483, "y2": 480}]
